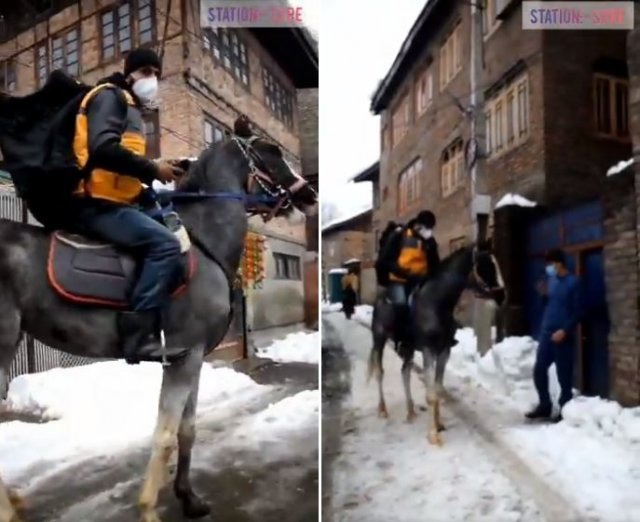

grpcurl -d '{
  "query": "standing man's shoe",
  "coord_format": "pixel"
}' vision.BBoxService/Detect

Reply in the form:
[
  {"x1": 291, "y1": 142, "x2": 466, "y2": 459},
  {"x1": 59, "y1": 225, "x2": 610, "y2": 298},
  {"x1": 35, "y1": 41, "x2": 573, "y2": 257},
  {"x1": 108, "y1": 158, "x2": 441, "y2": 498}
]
[{"x1": 524, "y1": 404, "x2": 552, "y2": 420}]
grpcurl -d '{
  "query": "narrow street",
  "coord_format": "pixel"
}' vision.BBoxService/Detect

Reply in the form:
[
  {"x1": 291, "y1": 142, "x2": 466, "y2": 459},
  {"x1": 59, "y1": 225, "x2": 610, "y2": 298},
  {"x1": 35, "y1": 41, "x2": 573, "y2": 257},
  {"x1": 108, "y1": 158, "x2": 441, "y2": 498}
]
[
  {"x1": 1, "y1": 359, "x2": 319, "y2": 522},
  {"x1": 322, "y1": 310, "x2": 640, "y2": 522}
]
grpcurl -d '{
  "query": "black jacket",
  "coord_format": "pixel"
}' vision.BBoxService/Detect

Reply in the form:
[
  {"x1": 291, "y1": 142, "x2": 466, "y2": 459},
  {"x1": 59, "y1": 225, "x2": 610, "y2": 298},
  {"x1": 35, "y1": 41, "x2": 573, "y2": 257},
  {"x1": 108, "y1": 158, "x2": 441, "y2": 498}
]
[{"x1": 86, "y1": 73, "x2": 157, "y2": 185}]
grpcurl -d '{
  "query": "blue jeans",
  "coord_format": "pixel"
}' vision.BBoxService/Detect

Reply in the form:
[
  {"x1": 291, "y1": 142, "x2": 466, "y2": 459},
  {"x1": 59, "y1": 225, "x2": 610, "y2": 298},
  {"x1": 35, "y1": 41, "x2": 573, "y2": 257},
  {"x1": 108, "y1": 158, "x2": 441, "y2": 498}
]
[
  {"x1": 71, "y1": 202, "x2": 183, "y2": 311},
  {"x1": 388, "y1": 283, "x2": 407, "y2": 305},
  {"x1": 534, "y1": 332, "x2": 575, "y2": 409}
]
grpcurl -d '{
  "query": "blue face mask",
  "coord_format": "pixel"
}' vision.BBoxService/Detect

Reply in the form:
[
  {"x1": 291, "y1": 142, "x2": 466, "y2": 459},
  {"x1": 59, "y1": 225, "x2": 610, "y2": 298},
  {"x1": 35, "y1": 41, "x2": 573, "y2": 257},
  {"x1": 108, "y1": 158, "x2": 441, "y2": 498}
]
[{"x1": 545, "y1": 264, "x2": 557, "y2": 277}]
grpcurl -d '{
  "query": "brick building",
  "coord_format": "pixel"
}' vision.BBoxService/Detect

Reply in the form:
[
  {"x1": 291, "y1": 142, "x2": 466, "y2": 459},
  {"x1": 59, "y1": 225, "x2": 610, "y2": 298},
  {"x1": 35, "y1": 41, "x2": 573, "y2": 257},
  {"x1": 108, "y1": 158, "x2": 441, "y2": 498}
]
[
  {"x1": 369, "y1": 0, "x2": 635, "y2": 403},
  {"x1": 0, "y1": 0, "x2": 318, "y2": 357},
  {"x1": 321, "y1": 208, "x2": 375, "y2": 304}
]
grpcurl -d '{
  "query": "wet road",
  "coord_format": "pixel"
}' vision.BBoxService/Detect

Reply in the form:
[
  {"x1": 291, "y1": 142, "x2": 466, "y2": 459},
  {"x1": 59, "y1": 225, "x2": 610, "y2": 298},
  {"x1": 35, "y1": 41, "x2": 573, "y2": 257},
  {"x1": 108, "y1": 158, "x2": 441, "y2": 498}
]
[{"x1": 14, "y1": 360, "x2": 319, "y2": 522}]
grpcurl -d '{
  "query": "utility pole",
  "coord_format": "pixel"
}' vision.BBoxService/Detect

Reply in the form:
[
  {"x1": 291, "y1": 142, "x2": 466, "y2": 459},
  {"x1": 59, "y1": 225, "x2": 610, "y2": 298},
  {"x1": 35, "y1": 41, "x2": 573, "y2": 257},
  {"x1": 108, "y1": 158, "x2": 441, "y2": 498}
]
[{"x1": 467, "y1": 0, "x2": 490, "y2": 243}]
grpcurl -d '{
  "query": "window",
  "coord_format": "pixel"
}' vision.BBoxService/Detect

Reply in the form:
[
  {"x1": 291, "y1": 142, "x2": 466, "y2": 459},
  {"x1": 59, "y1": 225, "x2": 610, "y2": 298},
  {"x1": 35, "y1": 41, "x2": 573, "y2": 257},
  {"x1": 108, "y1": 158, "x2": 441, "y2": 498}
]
[
  {"x1": 263, "y1": 67, "x2": 294, "y2": 127},
  {"x1": 51, "y1": 27, "x2": 79, "y2": 76},
  {"x1": 397, "y1": 157, "x2": 423, "y2": 213},
  {"x1": 138, "y1": 0, "x2": 154, "y2": 45},
  {"x1": 391, "y1": 93, "x2": 410, "y2": 146},
  {"x1": 274, "y1": 253, "x2": 301, "y2": 280},
  {"x1": 101, "y1": 3, "x2": 133, "y2": 61},
  {"x1": 208, "y1": 28, "x2": 249, "y2": 87},
  {"x1": 594, "y1": 73, "x2": 629, "y2": 140},
  {"x1": 482, "y1": 0, "x2": 501, "y2": 36},
  {"x1": 143, "y1": 111, "x2": 160, "y2": 159},
  {"x1": 440, "y1": 22, "x2": 462, "y2": 90},
  {"x1": 416, "y1": 66, "x2": 433, "y2": 115},
  {"x1": 485, "y1": 73, "x2": 530, "y2": 158},
  {"x1": 441, "y1": 140, "x2": 464, "y2": 197},
  {"x1": 0, "y1": 61, "x2": 16, "y2": 93},
  {"x1": 203, "y1": 114, "x2": 228, "y2": 147},
  {"x1": 35, "y1": 42, "x2": 48, "y2": 87}
]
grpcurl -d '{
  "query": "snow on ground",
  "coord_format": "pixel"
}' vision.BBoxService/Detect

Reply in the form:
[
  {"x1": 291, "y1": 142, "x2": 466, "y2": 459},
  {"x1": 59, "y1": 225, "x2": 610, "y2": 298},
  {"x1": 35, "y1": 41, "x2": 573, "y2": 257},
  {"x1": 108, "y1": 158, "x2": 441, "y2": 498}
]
[
  {"x1": 495, "y1": 193, "x2": 537, "y2": 209},
  {"x1": 607, "y1": 158, "x2": 634, "y2": 177},
  {"x1": 353, "y1": 304, "x2": 373, "y2": 328},
  {"x1": 328, "y1": 311, "x2": 640, "y2": 522},
  {"x1": 327, "y1": 313, "x2": 543, "y2": 522},
  {"x1": 255, "y1": 331, "x2": 319, "y2": 364},
  {"x1": 321, "y1": 301, "x2": 342, "y2": 313},
  {"x1": 447, "y1": 328, "x2": 640, "y2": 522},
  {"x1": 0, "y1": 361, "x2": 266, "y2": 489}
]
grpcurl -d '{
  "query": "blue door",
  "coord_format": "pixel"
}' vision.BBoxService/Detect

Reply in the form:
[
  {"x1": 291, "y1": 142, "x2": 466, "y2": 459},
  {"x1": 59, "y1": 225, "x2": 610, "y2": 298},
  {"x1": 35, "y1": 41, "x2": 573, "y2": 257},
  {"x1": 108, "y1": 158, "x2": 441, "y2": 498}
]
[
  {"x1": 329, "y1": 273, "x2": 343, "y2": 303},
  {"x1": 580, "y1": 249, "x2": 610, "y2": 398}
]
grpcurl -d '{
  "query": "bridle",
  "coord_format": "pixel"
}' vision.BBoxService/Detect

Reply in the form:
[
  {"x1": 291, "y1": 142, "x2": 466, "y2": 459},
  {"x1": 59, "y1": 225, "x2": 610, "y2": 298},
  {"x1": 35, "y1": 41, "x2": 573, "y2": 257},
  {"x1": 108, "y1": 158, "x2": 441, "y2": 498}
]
[{"x1": 232, "y1": 135, "x2": 310, "y2": 222}]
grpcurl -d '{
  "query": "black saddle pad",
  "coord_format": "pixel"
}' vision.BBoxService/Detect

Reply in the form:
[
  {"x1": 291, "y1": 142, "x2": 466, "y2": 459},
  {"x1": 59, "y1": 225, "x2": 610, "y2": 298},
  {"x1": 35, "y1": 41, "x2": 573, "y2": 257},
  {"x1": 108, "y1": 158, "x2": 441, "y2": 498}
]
[{"x1": 47, "y1": 231, "x2": 193, "y2": 308}]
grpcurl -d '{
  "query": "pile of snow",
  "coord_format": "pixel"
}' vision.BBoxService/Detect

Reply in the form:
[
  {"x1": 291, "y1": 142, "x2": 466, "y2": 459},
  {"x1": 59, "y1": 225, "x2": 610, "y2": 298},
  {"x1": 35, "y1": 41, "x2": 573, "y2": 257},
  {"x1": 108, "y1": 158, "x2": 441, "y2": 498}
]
[
  {"x1": 250, "y1": 389, "x2": 319, "y2": 440},
  {"x1": 321, "y1": 301, "x2": 342, "y2": 313},
  {"x1": 0, "y1": 361, "x2": 265, "y2": 487},
  {"x1": 353, "y1": 304, "x2": 373, "y2": 328},
  {"x1": 328, "y1": 268, "x2": 348, "y2": 275},
  {"x1": 563, "y1": 396, "x2": 640, "y2": 443},
  {"x1": 607, "y1": 158, "x2": 634, "y2": 177},
  {"x1": 255, "y1": 331, "x2": 319, "y2": 364},
  {"x1": 495, "y1": 193, "x2": 537, "y2": 209}
]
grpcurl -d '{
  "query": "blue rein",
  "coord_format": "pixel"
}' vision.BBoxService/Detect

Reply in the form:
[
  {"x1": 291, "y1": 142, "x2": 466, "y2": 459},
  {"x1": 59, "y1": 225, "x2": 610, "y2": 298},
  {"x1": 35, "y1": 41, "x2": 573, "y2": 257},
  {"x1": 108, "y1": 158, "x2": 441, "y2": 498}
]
[{"x1": 155, "y1": 189, "x2": 279, "y2": 206}]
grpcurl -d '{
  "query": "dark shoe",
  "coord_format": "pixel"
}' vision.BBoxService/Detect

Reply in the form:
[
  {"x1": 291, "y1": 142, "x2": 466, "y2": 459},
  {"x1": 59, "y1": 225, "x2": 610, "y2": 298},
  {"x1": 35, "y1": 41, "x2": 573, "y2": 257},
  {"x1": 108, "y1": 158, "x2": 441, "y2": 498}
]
[
  {"x1": 524, "y1": 404, "x2": 552, "y2": 420},
  {"x1": 118, "y1": 311, "x2": 189, "y2": 365},
  {"x1": 551, "y1": 413, "x2": 563, "y2": 423}
]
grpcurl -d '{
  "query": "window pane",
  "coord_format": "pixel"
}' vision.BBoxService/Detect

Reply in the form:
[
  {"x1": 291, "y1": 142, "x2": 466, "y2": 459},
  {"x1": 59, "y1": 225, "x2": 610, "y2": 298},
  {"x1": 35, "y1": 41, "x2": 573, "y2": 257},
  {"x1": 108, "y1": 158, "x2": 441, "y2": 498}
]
[
  {"x1": 119, "y1": 3, "x2": 130, "y2": 16},
  {"x1": 140, "y1": 18, "x2": 152, "y2": 32},
  {"x1": 485, "y1": 111, "x2": 492, "y2": 155},
  {"x1": 615, "y1": 82, "x2": 628, "y2": 137},
  {"x1": 103, "y1": 45, "x2": 115, "y2": 59},
  {"x1": 120, "y1": 36, "x2": 131, "y2": 52},
  {"x1": 495, "y1": 102, "x2": 503, "y2": 148},
  {"x1": 507, "y1": 93, "x2": 514, "y2": 142},
  {"x1": 103, "y1": 34, "x2": 114, "y2": 48}
]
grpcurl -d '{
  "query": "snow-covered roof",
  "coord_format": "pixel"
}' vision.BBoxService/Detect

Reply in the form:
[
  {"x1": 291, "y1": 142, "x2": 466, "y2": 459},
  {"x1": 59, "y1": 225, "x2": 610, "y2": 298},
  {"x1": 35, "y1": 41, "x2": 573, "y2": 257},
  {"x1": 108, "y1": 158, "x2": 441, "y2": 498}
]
[
  {"x1": 607, "y1": 158, "x2": 634, "y2": 177},
  {"x1": 495, "y1": 193, "x2": 537, "y2": 210},
  {"x1": 329, "y1": 268, "x2": 348, "y2": 274},
  {"x1": 344, "y1": 258, "x2": 360, "y2": 264},
  {"x1": 322, "y1": 206, "x2": 372, "y2": 232}
]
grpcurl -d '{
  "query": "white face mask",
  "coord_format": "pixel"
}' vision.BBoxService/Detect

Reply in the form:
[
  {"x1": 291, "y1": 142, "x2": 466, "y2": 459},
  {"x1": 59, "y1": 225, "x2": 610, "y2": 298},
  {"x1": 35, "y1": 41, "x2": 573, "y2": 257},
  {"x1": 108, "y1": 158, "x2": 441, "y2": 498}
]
[
  {"x1": 417, "y1": 226, "x2": 433, "y2": 240},
  {"x1": 132, "y1": 76, "x2": 159, "y2": 107}
]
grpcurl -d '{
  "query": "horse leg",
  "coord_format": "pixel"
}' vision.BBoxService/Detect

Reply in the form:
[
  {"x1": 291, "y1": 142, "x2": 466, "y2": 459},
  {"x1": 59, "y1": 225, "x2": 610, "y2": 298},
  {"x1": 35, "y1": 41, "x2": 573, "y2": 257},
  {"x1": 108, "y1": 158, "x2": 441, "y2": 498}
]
[
  {"x1": 434, "y1": 349, "x2": 450, "y2": 432},
  {"x1": 138, "y1": 350, "x2": 203, "y2": 522},
  {"x1": 173, "y1": 372, "x2": 210, "y2": 519},
  {"x1": 0, "y1": 475, "x2": 21, "y2": 522},
  {"x1": 368, "y1": 333, "x2": 388, "y2": 419},
  {"x1": 401, "y1": 352, "x2": 416, "y2": 423},
  {"x1": 422, "y1": 348, "x2": 442, "y2": 446}
]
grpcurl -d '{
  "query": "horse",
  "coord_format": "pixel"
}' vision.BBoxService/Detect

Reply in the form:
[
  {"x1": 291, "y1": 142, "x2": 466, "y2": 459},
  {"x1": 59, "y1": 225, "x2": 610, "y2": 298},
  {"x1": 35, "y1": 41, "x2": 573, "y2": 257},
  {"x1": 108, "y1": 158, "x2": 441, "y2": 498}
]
[
  {"x1": 368, "y1": 245, "x2": 500, "y2": 446},
  {"x1": 0, "y1": 117, "x2": 317, "y2": 522}
]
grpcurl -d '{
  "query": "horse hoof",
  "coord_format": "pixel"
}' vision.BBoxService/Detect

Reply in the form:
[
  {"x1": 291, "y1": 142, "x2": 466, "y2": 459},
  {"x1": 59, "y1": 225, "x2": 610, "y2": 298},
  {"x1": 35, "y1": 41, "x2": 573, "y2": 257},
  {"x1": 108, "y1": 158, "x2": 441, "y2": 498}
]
[
  {"x1": 378, "y1": 409, "x2": 389, "y2": 419},
  {"x1": 437, "y1": 424, "x2": 446, "y2": 432},
  {"x1": 427, "y1": 431, "x2": 443, "y2": 446},
  {"x1": 406, "y1": 411, "x2": 417, "y2": 423},
  {"x1": 183, "y1": 495, "x2": 211, "y2": 519}
]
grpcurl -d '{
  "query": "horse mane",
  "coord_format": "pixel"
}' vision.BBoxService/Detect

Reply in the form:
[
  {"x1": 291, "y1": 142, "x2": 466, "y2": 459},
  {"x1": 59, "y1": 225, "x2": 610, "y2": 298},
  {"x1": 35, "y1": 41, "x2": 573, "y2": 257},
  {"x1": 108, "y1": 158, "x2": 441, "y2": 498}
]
[{"x1": 438, "y1": 245, "x2": 473, "y2": 273}]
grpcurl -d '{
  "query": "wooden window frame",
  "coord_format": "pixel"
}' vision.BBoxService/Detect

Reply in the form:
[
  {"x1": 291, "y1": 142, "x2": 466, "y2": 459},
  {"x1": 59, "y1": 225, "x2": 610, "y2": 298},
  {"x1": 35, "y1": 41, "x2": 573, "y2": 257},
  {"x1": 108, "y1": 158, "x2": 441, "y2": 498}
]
[
  {"x1": 203, "y1": 113, "x2": 229, "y2": 147},
  {"x1": 482, "y1": 0, "x2": 502, "y2": 39},
  {"x1": 137, "y1": 0, "x2": 157, "y2": 47},
  {"x1": 51, "y1": 25, "x2": 80, "y2": 77},
  {"x1": 440, "y1": 21, "x2": 463, "y2": 91},
  {"x1": 398, "y1": 158, "x2": 424, "y2": 213},
  {"x1": 486, "y1": 73, "x2": 530, "y2": 159},
  {"x1": 416, "y1": 66, "x2": 433, "y2": 116},
  {"x1": 35, "y1": 41, "x2": 49, "y2": 88},
  {"x1": 593, "y1": 73, "x2": 629, "y2": 142},
  {"x1": 143, "y1": 110, "x2": 160, "y2": 159},
  {"x1": 99, "y1": 3, "x2": 134, "y2": 64},
  {"x1": 262, "y1": 66, "x2": 294, "y2": 128},
  {"x1": 0, "y1": 60, "x2": 17, "y2": 93},
  {"x1": 441, "y1": 140, "x2": 464, "y2": 198},
  {"x1": 208, "y1": 28, "x2": 250, "y2": 88},
  {"x1": 274, "y1": 253, "x2": 301, "y2": 280},
  {"x1": 391, "y1": 92, "x2": 410, "y2": 147}
]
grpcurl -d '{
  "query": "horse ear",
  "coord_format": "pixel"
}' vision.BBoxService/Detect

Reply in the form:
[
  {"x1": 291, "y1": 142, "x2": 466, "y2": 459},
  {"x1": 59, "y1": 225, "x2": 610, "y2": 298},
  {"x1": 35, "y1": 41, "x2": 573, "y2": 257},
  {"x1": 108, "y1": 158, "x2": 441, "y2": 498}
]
[{"x1": 234, "y1": 115, "x2": 253, "y2": 138}]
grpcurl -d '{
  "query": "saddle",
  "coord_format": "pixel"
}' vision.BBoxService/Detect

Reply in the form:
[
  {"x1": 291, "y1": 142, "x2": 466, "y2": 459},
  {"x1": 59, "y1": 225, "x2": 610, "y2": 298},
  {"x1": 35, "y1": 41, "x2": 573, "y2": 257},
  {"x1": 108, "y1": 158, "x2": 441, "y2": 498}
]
[{"x1": 47, "y1": 231, "x2": 195, "y2": 308}]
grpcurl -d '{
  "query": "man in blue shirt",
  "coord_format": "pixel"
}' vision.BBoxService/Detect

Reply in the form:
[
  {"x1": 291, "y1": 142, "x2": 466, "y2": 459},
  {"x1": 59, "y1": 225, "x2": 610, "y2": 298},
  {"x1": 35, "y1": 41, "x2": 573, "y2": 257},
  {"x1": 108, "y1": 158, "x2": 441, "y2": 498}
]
[{"x1": 526, "y1": 249, "x2": 581, "y2": 422}]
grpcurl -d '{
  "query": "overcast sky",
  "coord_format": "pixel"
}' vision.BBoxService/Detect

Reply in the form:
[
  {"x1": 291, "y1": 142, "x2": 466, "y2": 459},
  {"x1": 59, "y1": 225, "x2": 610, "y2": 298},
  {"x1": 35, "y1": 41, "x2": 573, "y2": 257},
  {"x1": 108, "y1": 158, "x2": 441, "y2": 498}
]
[{"x1": 320, "y1": 0, "x2": 427, "y2": 222}]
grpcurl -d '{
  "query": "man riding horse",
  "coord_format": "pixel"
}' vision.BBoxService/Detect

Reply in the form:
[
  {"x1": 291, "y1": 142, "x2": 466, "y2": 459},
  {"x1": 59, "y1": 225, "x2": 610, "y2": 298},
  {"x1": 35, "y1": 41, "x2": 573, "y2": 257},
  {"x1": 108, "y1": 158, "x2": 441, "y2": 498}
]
[
  {"x1": 60, "y1": 48, "x2": 188, "y2": 364},
  {"x1": 376, "y1": 210, "x2": 440, "y2": 350}
]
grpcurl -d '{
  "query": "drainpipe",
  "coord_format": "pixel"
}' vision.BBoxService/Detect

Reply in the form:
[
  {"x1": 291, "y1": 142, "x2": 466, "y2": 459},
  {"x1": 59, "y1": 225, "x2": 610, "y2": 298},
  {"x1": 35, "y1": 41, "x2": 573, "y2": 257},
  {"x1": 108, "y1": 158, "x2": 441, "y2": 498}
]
[{"x1": 469, "y1": 0, "x2": 490, "y2": 242}]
